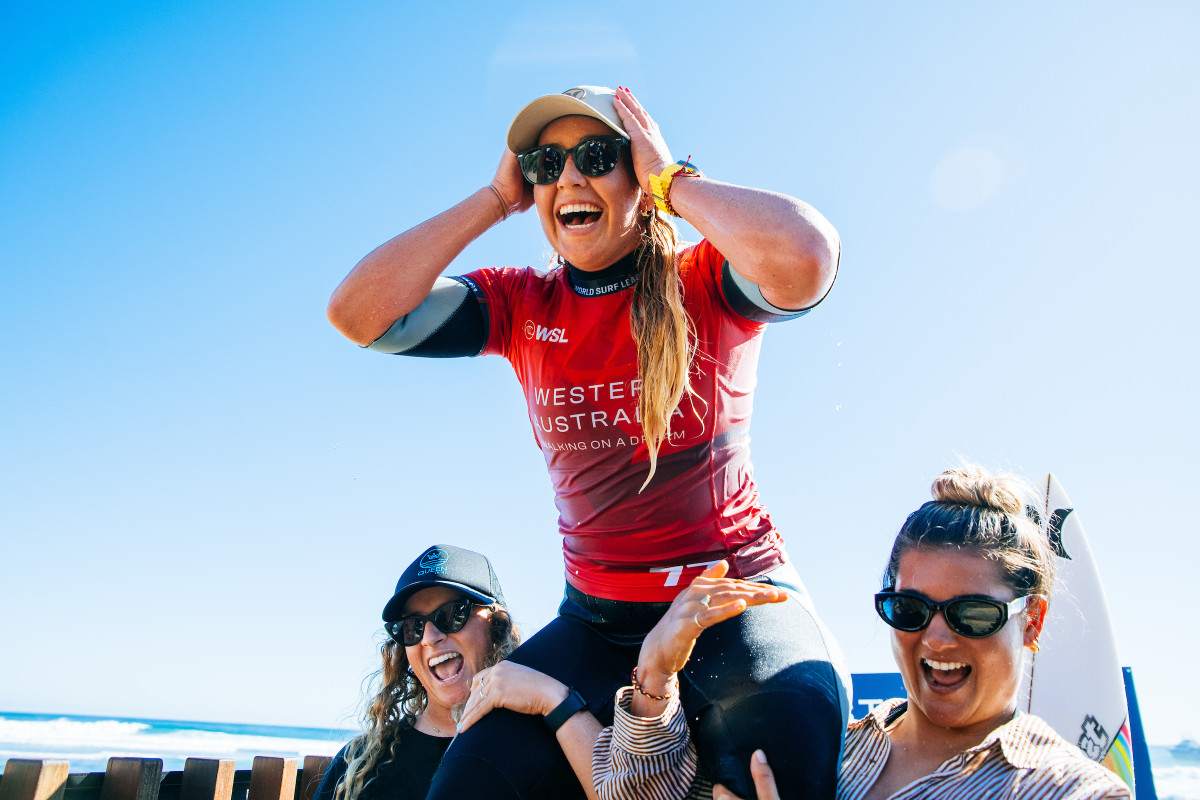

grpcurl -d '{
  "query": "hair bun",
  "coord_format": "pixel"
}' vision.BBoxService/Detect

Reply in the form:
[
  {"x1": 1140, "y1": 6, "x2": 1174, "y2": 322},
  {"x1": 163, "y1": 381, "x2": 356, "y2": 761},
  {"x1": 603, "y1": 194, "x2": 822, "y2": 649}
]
[{"x1": 931, "y1": 466, "x2": 1023, "y2": 514}]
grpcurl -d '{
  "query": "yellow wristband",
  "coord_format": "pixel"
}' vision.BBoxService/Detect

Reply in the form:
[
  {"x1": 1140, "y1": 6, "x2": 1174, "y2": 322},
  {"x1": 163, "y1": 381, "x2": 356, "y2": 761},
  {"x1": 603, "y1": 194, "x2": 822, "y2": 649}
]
[{"x1": 648, "y1": 160, "x2": 701, "y2": 217}]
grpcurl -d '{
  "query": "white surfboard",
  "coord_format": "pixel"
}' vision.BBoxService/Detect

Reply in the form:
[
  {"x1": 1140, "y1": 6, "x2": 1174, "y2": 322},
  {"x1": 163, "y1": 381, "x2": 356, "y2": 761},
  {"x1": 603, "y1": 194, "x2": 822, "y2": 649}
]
[{"x1": 1020, "y1": 473, "x2": 1135, "y2": 792}]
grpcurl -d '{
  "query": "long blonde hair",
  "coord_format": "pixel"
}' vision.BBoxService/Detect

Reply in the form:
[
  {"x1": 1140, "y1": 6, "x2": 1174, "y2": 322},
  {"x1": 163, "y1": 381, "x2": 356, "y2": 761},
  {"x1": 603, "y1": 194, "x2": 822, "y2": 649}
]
[
  {"x1": 630, "y1": 207, "x2": 699, "y2": 490},
  {"x1": 332, "y1": 607, "x2": 519, "y2": 800}
]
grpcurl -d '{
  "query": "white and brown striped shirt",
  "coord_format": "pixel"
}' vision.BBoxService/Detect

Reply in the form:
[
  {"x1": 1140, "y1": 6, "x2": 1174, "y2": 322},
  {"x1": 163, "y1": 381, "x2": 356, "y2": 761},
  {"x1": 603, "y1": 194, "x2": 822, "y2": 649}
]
[
  {"x1": 592, "y1": 693, "x2": 1130, "y2": 800},
  {"x1": 838, "y1": 698, "x2": 1131, "y2": 800},
  {"x1": 592, "y1": 686, "x2": 712, "y2": 800}
]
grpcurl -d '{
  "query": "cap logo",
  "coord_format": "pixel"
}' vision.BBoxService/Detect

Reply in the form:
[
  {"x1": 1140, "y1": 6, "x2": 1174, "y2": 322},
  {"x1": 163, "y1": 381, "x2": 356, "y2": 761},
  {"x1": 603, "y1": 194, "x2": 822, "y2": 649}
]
[
  {"x1": 563, "y1": 88, "x2": 587, "y2": 99},
  {"x1": 418, "y1": 547, "x2": 449, "y2": 577}
]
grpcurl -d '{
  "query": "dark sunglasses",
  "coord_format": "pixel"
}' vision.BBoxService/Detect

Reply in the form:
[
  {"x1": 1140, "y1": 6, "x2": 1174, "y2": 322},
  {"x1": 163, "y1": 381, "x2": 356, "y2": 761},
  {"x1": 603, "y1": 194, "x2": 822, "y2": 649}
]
[
  {"x1": 516, "y1": 135, "x2": 628, "y2": 185},
  {"x1": 874, "y1": 590, "x2": 1032, "y2": 638},
  {"x1": 386, "y1": 597, "x2": 476, "y2": 646}
]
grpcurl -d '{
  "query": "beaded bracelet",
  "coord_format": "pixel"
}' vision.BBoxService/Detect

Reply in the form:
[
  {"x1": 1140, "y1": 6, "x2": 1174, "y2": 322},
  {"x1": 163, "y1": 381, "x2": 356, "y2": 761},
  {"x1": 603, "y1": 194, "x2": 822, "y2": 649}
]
[
  {"x1": 630, "y1": 666, "x2": 676, "y2": 702},
  {"x1": 648, "y1": 158, "x2": 701, "y2": 217}
]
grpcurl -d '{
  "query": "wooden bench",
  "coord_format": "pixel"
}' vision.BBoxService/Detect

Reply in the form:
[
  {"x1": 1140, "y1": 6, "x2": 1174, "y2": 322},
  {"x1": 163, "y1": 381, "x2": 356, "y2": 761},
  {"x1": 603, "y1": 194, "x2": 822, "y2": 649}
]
[{"x1": 0, "y1": 756, "x2": 333, "y2": 800}]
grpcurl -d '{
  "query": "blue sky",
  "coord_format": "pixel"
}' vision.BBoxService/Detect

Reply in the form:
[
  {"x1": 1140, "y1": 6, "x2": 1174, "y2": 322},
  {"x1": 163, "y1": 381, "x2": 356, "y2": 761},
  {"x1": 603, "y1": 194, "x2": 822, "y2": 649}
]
[{"x1": 2, "y1": 0, "x2": 1197, "y2": 748}]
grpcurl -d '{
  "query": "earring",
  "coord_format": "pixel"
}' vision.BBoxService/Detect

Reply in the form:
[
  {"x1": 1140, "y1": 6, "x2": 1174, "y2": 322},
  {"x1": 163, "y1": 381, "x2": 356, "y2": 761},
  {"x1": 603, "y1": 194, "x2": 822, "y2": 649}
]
[{"x1": 1027, "y1": 640, "x2": 1040, "y2": 654}]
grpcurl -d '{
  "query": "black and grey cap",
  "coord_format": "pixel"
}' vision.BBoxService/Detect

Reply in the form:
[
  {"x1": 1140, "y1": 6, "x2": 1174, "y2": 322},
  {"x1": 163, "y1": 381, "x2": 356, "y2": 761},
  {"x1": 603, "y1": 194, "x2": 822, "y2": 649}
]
[{"x1": 382, "y1": 544, "x2": 507, "y2": 622}]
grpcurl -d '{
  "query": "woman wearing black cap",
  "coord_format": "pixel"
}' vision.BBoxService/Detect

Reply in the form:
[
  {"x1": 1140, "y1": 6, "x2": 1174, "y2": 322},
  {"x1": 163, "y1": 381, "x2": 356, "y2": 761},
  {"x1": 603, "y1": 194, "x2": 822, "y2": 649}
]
[
  {"x1": 328, "y1": 86, "x2": 846, "y2": 800},
  {"x1": 317, "y1": 546, "x2": 786, "y2": 800},
  {"x1": 313, "y1": 544, "x2": 520, "y2": 800}
]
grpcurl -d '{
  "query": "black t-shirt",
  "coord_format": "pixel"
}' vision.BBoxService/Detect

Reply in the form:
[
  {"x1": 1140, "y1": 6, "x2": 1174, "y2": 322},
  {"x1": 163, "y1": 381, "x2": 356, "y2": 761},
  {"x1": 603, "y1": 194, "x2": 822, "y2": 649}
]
[{"x1": 314, "y1": 725, "x2": 453, "y2": 800}]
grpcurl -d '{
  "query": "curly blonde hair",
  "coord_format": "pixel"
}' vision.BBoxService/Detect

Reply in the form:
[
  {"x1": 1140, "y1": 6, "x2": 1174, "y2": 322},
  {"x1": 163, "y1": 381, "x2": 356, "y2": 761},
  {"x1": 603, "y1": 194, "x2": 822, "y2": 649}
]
[{"x1": 331, "y1": 607, "x2": 520, "y2": 800}]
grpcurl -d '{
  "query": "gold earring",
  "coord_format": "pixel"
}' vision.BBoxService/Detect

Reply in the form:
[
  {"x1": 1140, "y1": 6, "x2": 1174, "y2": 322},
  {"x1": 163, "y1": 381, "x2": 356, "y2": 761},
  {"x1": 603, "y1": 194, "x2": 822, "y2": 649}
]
[{"x1": 1027, "y1": 640, "x2": 1040, "y2": 654}]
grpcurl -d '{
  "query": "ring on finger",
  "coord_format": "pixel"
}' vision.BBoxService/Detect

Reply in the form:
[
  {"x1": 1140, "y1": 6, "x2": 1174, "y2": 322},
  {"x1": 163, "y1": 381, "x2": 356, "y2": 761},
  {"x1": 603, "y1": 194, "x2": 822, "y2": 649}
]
[
  {"x1": 694, "y1": 612, "x2": 706, "y2": 629},
  {"x1": 699, "y1": 594, "x2": 711, "y2": 608}
]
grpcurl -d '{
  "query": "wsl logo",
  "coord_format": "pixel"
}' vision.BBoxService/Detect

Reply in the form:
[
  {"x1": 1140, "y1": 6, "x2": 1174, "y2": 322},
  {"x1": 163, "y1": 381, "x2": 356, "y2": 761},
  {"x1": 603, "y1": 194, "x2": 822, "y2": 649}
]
[
  {"x1": 524, "y1": 319, "x2": 569, "y2": 343},
  {"x1": 417, "y1": 547, "x2": 449, "y2": 577}
]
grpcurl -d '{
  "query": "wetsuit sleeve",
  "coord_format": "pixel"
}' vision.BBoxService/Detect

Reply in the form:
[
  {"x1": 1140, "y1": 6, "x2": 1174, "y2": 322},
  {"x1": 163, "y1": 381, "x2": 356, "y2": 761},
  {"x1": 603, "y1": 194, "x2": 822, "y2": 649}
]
[
  {"x1": 592, "y1": 686, "x2": 699, "y2": 800},
  {"x1": 366, "y1": 276, "x2": 487, "y2": 357},
  {"x1": 713, "y1": 241, "x2": 840, "y2": 324}
]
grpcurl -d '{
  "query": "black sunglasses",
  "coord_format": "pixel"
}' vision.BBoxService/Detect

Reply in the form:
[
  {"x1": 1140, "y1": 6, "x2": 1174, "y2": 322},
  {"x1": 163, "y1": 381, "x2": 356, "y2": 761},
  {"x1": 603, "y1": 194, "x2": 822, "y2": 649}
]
[
  {"x1": 874, "y1": 590, "x2": 1032, "y2": 638},
  {"x1": 516, "y1": 135, "x2": 628, "y2": 185},
  {"x1": 386, "y1": 597, "x2": 476, "y2": 646}
]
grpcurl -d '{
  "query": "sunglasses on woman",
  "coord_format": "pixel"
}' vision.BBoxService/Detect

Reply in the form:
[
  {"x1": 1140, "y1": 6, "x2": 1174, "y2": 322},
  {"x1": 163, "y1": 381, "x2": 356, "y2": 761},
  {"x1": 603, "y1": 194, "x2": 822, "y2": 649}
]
[
  {"x1": 386, "y1": 597, "x2": 477, "y2": 646},
  {"x1": 874, "y1": 590, "x2": 1033, "y2": 638},
  {"x1": 516, "y1": 135, "x2": 628, "y2": 185}
]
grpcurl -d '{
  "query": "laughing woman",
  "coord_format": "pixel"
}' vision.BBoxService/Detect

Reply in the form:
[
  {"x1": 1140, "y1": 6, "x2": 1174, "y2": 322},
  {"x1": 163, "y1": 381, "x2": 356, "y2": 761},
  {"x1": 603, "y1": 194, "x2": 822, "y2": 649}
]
[
  {"x1": 328, "y1": 85, "x2": 847, "y2": 799},
  {"x1": 713, "y1": 467, "x2": 1131, "y2": 800},
  {"x1": 313, "y1": 544, "x2": 519, "y2": 800}
]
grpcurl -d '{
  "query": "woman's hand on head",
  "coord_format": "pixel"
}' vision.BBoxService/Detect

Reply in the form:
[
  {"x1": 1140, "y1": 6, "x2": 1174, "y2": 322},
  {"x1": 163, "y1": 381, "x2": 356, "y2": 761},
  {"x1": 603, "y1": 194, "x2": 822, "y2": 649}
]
[
  {"x1": 636, "y1": 561, "x2": 788, "y2": 689},
  {"x1": 712, "y1": 751, "x2": 780, "y2": 800},
  {"x1": 490, "y1": 149, "x2": 534, "y2": 220},
  {"x1": 612, "y1": 86, "x2": 674, "y2": 196},
  {"x1": 455, "y1": 661, "x2": 568, "y2": 733}
]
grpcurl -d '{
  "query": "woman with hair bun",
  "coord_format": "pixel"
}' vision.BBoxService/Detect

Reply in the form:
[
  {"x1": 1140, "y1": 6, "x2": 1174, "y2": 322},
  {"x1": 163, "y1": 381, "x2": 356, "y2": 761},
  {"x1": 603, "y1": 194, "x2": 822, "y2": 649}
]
[
  {"x1": 714, "y1": 466, "x2": 1131, "y2": 800},
  {"x1": 328, "y1": 85, "x2": 846, "y2": 800}
]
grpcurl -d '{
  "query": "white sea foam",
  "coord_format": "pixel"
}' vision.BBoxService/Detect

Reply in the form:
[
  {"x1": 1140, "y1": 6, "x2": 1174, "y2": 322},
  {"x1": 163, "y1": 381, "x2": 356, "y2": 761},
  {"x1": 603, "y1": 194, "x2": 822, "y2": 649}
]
[
  {"x1": 1154, "y1": 766, "x2": 1200, "y2": 800},
  {"x1": 0, "y1": 715, "x2": 344, "y2": 772},
  {"x1": 1145, "y1": 745, "x2": 1200, "y2": 799},
  {"x1": 0, "y1": 718, "x2": 150, "y2": 745},
  {"x1": 0, "y1": 717, "x2": 341, "y2": 756}
]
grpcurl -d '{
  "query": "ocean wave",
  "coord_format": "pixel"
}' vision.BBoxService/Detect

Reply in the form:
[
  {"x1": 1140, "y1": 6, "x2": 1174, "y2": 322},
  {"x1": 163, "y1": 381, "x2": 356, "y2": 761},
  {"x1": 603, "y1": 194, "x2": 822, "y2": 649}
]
[
  {"x1": 0, "y1": 716, "x2": 344, "y2": 761},
  {"x1": 1153, "y1": 765, "x2": 1200, "y2": 800}
]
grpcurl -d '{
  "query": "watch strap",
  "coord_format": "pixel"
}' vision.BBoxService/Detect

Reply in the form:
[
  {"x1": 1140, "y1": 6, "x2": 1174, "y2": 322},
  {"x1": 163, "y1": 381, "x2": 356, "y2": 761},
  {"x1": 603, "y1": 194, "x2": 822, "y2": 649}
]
[
  {"x1": 648, "y1": 159, "x2": 701, "y2": 217},
  {"x1": 544, "y1": 687, "x2": 588, "y2": 733}
]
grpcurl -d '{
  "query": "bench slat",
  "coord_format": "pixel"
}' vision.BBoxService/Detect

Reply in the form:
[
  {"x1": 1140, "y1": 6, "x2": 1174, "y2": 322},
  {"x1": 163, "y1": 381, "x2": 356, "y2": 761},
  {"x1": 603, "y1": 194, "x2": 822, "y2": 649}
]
[
  {"x1": 246, "y1": 759, "x2": 295, "y2": 800},
  {"x1": 0, "y1": 760, "x2": 70, "y2": 800},
  {"x1": 99, "y1": 759, "x2": 162, "y2": 800},
  {"x1": 179, "y1": 760, "x2": 234, "y2": 800},
  {"x1": 295, "y1": 757, "x2": 329, "y2": 800}
]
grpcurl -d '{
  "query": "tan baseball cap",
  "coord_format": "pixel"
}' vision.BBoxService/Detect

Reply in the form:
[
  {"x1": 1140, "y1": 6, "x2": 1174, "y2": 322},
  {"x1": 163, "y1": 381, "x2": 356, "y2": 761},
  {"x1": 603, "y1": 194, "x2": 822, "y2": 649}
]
[{"x1": 506, "y1": 85, "x2": 630, "y2": 153}]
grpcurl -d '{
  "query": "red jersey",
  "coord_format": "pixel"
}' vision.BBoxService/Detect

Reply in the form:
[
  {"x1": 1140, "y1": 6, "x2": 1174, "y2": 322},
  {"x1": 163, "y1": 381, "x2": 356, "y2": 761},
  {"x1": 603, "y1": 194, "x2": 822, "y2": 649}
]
[{"x1": 463, "y1": 240, "x2": 786, "y2": 602}]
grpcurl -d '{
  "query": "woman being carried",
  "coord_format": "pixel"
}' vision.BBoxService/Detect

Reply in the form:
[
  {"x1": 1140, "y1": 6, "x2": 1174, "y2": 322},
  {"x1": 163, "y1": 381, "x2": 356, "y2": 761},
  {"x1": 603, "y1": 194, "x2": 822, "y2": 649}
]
[{"x1": 328, "y1": 85, "x2": 847, "y2": 800}]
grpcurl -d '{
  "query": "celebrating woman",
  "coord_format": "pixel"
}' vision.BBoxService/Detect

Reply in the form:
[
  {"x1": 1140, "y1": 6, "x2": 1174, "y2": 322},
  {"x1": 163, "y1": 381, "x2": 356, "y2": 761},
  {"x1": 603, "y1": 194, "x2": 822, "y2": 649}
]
[
  {"x1": 712, "y1": 467, "x2": 1131, "y2": 800},
  {"x1": 328, "y1": 85, "x2": 847, "y2": 799},
  {"x1": 313, "y1": 544, "x2": 519, "y2": 800}
]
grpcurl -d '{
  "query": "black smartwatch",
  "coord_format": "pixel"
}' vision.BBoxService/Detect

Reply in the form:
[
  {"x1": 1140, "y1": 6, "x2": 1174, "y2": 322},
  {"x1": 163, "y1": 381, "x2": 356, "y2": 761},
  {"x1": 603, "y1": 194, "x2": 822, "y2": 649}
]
[{"x1": 544, "y1": 688, "x2": 587, "y2": 733}]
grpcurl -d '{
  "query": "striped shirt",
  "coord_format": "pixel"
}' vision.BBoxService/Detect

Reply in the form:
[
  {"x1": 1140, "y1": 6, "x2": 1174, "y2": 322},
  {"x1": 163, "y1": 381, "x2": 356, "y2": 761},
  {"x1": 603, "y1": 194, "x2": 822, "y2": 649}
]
[
  {"x1": 592, "y1": 686, "x2": 712, "y2": 800},
  {"x1": 837, "y1": 698, "x2": 1131, "y2": 800}
]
